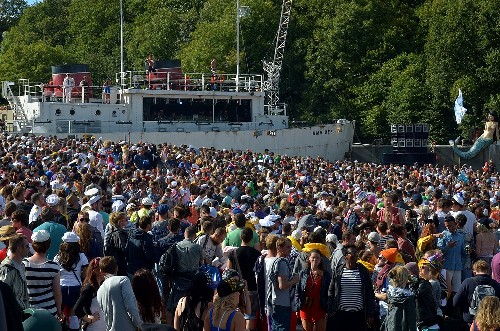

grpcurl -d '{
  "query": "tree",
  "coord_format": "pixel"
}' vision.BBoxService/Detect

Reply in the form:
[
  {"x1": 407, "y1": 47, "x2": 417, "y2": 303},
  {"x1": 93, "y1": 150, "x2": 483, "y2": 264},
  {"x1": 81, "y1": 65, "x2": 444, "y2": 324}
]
[{"x1": 0, "y1": 0, "x2": 27, "y2": 43}]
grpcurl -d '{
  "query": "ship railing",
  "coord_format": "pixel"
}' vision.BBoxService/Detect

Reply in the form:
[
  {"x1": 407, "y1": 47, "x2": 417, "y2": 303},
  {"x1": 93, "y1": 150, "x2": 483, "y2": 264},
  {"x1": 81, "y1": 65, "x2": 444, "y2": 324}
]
[
  {"x1": 11, "y1": 81, "x2": 122, "y2": 104},
  {"x1": 116, "y1": 71, "x2": 263, "y2": 93}
]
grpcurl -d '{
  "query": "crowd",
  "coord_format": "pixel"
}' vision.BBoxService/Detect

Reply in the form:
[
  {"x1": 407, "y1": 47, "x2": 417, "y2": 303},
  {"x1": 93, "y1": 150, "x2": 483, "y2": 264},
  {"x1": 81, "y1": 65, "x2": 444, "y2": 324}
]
[{"x1": 0, "y1": 134, "x2": 500, "y2": 331}]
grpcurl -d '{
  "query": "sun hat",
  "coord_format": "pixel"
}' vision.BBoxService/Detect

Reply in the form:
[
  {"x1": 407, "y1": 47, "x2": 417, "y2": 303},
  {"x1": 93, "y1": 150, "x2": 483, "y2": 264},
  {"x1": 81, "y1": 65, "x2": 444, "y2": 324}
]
[{"x1": 0, "y1": 226, "x2": 17, "y2": 241}]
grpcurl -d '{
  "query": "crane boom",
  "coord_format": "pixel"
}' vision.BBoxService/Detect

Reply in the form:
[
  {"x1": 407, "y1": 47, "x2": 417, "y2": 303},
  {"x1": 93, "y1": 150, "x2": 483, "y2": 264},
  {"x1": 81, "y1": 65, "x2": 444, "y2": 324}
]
[{"x1": 263, "y1": 0, "x2": 292, "y2": 114}]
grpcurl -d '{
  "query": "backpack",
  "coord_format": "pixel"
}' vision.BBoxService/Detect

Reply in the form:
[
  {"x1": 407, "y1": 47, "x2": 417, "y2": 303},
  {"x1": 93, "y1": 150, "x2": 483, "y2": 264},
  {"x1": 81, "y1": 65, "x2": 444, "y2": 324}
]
[
  {"x1": 469, "y1": 283, "x2": 496, "y2": 315},
  {"x1": 159, "y1": 243, "x2": 179, "y2": 278}
]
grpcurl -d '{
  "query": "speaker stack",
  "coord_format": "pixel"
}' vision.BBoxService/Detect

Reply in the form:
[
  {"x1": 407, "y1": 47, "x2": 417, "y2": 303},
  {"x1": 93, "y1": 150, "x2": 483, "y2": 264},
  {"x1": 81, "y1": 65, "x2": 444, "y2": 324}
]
[{"x1": 384, "y1": 123, "x2": 435, "y2": 165}]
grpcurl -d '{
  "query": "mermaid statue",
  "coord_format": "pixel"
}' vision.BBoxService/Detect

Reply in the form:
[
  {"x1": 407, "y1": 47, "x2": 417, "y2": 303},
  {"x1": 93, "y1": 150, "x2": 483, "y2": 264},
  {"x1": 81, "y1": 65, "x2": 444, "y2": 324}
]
[{"x1": 450, "y1": 112, "x2": 499, "y2": 159}]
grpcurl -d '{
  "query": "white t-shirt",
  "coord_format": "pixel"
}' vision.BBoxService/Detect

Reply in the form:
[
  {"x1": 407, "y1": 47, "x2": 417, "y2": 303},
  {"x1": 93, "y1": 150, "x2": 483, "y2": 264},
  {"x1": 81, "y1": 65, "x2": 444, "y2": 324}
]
[
  {"x1": 451, "y1": 210, "x2": 475, "y2": 238},
  {"x1": 54, "y1": 252, "x2": 89, "y2": 287}
]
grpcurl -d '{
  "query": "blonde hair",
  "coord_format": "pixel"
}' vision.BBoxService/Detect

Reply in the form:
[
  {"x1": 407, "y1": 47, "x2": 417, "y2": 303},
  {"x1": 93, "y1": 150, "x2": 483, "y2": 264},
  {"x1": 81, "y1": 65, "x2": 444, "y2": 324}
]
[
  {"x1": 475, "y1": 296, "x2": 500, "y2": 331},
  {"x1": 388, "y1": 266, "x2": 409, "y2": 288},
  {"x1": 212, "y1": 292, "x2": 239, "y2": 322}
]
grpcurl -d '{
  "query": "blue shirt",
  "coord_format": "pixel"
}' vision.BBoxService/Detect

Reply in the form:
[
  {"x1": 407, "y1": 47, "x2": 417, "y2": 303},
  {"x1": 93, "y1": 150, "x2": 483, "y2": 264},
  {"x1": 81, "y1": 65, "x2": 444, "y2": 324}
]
[{"x1": 437, "y1": 230, "x2": 466, "y2": 271}]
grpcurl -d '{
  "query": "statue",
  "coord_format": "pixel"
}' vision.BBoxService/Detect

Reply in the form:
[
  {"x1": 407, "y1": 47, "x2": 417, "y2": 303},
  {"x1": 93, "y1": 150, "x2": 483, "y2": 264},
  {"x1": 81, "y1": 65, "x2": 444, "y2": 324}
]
[{"x1": 450, "y1": 112, "x2": 499, "y2": 159}]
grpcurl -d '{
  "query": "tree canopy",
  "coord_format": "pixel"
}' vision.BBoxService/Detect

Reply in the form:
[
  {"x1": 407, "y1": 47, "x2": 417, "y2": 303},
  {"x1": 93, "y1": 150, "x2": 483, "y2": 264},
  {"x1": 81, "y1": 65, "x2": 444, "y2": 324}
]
[{"x1": 0, "y1": 0, "x2": 499, "y2": 144}]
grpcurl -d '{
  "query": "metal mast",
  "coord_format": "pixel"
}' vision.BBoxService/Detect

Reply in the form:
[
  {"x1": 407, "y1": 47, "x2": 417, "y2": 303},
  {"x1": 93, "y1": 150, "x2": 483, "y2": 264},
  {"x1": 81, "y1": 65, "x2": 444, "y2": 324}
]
[{"x1": 263, "y1": 0, "x2": 292, "y2": 114}]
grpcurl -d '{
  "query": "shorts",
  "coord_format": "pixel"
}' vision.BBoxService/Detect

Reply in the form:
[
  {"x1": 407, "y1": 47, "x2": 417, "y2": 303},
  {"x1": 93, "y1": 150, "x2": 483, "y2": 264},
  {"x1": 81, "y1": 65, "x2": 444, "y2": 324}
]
[
  {"x1": 446, "y1": 269, "x2": 462, "y2": 293},
  {"x1": 104, "y1": 86, "x2": 110, "y2": 94},
  {"x1": 61, "y1": 285, "x2": 81, "y2": 309}
]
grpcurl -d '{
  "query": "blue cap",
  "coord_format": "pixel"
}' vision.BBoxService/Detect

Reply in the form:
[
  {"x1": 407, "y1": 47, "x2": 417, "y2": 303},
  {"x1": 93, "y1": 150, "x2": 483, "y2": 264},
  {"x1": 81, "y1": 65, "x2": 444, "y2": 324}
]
[
  {"x1": 157, "y1": 204, "x2": 169, "y2": 216},
  {"x1": 232, "y1": 208, "x2": 243, "y2": 214}
]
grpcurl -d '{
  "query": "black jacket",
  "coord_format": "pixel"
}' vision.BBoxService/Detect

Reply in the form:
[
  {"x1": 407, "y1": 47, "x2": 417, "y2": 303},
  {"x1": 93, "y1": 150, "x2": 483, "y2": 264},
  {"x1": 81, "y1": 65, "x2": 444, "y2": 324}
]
[
  {"x1": 327, "y1": 261, "x2": 375, "y2": 318},
  {"x1": 104, "y1": 225, "x2": 129, "y2": 276},
  {"x1": 453, "y1": 274, "x2": 500, "y2": 323},
  {"x1": 409, "y1": 277, "x2": 439, "y2": 328},
  {"x1": 127, "y1": 228, "x2": 154, "y2": 275}
]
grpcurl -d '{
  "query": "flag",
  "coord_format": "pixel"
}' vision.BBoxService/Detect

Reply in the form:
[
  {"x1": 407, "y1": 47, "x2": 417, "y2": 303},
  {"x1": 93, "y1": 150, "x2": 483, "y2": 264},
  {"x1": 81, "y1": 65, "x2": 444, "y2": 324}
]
[{"x1": 454, "y1": 89, "x2": 467, "y2": 124}]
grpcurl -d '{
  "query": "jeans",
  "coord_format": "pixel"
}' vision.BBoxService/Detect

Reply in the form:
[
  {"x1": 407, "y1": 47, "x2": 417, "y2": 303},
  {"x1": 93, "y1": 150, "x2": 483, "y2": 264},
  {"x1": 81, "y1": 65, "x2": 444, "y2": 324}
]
[{"x1": 271, "y1": 305, "x2": 291, "y2": 331}]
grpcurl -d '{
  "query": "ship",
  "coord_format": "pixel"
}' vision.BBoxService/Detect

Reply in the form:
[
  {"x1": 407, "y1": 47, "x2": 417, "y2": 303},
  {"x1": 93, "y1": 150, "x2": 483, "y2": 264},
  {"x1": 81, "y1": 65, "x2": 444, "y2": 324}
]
[
  {"x1": 1, "y1": 63, "x2": 354, "y2": 161},
  {"x1": 0, "y1": 0, "x2": 354, "y2": 161}
]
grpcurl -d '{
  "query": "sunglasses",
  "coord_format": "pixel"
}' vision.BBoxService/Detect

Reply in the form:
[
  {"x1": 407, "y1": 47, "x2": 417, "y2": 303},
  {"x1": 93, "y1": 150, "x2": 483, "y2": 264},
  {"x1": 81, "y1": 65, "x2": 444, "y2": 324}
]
[{"x1": 78, "y1": 218, "x2": 90, "y2": 222}]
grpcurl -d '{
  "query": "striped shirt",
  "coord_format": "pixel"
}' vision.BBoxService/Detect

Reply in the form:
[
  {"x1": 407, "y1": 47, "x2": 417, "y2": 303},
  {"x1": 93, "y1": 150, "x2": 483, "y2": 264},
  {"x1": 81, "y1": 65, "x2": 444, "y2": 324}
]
[
  {"x1": 23, "y1": 259, "x2": 60, "y2": 316},
  {"x1": 338, "y1": 268, "x2": 364, "y2": 311}
]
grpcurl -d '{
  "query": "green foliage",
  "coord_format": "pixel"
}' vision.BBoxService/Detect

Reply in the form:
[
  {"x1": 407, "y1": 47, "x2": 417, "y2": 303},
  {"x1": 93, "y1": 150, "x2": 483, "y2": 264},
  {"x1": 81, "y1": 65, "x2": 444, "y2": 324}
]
[
  {"x1": 0, "y1": 0, "x2": 27, "y2": 43},
  {"x1": 0, "y1": 0, "x2": 499, "y2": 144}
]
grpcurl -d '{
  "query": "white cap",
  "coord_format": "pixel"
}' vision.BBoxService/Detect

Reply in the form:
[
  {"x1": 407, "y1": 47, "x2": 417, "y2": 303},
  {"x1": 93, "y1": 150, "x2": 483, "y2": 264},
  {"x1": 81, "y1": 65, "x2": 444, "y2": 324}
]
[
  {"x1": 62, "y1": 232, "x2": 80, "y2": 243},
  {"x1": 85, "y1": 187, "x2": 99, "y2": 196},
  {"x1": 45, "y1": 194, "x2": 60, "y2": 206},
  {"x1": 141, "y1": 197, "x2": 153, "y2": 206},
  {"x1": 452, "y1": 193, "x2": 464, "y2": 206},
  {"x1": 32, "y1": 230, "x2": 50, "y2": 243},
  {"x1": 112, "y1": 200, "x2": 125, "y2": 212},
  {"x1": 88, "y1": 195, "x2": 100, "y2": 205}
]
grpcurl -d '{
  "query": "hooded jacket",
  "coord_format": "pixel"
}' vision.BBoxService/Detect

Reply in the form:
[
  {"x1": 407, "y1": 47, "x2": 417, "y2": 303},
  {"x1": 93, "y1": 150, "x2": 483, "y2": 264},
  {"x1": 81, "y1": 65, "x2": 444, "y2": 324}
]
[
  {"x1": 382, "y1": 285, "x2": 417, "y2": 331},
  {"x1": 126, "y1": 227, "x2": 154, "y2": 275}
]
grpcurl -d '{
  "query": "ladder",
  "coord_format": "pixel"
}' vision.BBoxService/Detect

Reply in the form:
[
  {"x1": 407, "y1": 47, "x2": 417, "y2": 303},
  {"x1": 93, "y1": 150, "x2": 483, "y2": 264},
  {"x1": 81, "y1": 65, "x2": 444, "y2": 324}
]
[{"x1": 1, "y1": 80, "x2": 31, "y2": 133}]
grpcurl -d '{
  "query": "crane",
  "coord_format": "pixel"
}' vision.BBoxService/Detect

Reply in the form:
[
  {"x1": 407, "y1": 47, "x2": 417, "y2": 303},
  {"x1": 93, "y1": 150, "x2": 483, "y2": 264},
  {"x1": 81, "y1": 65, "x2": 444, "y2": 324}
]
[{"x1": 263, "y1": 0, "x2": 292, "y2": 115}]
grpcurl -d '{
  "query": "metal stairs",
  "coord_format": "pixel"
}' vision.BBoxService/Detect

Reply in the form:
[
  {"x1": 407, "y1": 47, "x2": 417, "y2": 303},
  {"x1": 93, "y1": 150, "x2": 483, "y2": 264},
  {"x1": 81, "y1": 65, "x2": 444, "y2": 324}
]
[{"x1": 1, "y1": 80, "x2": 32, "y2": 133}]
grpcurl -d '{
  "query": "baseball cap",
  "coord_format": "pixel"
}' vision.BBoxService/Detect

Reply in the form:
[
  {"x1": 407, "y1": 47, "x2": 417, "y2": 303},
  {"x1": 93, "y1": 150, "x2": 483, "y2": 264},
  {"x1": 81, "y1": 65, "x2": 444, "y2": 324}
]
[{"x1": 367, "y1": 232, "x2": 380, "y2": 243}]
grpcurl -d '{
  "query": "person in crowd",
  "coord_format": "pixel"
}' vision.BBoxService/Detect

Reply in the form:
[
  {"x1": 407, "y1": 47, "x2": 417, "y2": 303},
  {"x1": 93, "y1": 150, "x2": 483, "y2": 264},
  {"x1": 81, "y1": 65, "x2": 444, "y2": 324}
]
[
  {"x1": 174, "y1": 271, "x2": 214, "y2": 331},
  {"x1": 223, "y1": 212, "x2": 260, "y2": 249},
  {"x1": 28, "y1": 192, "x2": 46, "y2": 227},
  {"x1": 437, "y1": 214, "x2": 466, "y2": 301},
  {"x1": 327, "y1": 244, "x2": 375, "y2": 331},
  {"x1": 132, "y1": 268, "x2": 164, "y2": 324},
  {"x1": 11, "y1": 209, "x2": 32, "y2": 242},
  {"x1": 104, "y1": 211, "x2": 129, "y2": 276},
  {"x1": 74, "y1": 257, "x2": 106, "y2": 331},
  {"x1": 406, "y1": 260, "x2": 440, "y2": 331},
  {"x1": 470, "y1": 296, "x2": 500, "y2": 331},
  {"x1": 33, "y1": 206, "x2": 67, "y2": 260},
  {"x1": 97, "y1": 256, "x2": 143, "y2": 331},
  {"x1": 23, "y1": 230, "x2": 63, "y2": 318},
  {"x1": 167, "y1": 226, "x2": 203, "y2": 323},
  {"x1": 296, "y1": 249, "x2": 331, "y2": 331},
  {"x1": 127, "y1": 215, "x2": 154, "y2": 278},
  {"x1": 203, "y1": 272, "x2": 246, "y2": 331},
  {"x1": 376, "y1": 193, "x2": 404, "y2": 226},
  {"x1": 377, "y1": 221, "x2": 394, "y2": 249},
  {"x1": 227, "y1": 227, "x2": 261, "y2": 331},
  {"x1": 196, "y1": 226, "x2": 226, "y2": 265},
  {"x1": 266, "y1": 237, "x2": 298, "y2": 331},
  {"x1": 0, "y1": 202, "x2": 17, "y2": 226},
  {"x1": 0, "y1": 234, "x2": 30, "y2": 309},
  {"x1": 54, "y1": 232, "x2": 89, "y2": 330},
  {"x1": 382, "y1": 266, "x2": 416, "y2": 331},
  {"x1": 74, "y1": 221, "x2": 102, "y2": 261},
  {"x1": 453, "y1": 259, "x2": 500, "y2": 325},
  {"x1": 294, "y1": 230, "x2": 331, "y2": 275},
  {"x1": 476, "y1": 222, "x2": 497, "y2": 266},
  {"x1": 416, "y1": 223, "x2": 441, "y2": 261}
]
